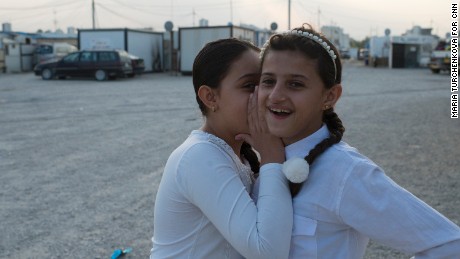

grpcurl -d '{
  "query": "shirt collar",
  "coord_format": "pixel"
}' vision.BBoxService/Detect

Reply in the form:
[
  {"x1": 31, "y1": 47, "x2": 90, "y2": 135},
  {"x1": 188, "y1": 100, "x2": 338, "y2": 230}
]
[{"x1": 285, "y1": 124, "x2": 330, "y2": 160}]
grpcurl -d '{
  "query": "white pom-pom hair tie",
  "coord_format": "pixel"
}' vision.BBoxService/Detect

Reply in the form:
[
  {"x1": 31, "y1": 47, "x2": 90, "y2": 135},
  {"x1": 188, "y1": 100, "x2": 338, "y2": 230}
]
[{"x1": 282, "y1": 157, "x2": 310, "y2": 183}]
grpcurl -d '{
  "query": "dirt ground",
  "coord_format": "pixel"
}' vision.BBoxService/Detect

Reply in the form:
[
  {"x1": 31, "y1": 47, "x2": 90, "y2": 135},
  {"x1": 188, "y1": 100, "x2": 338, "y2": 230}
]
[{"x1": 0, "y1": 61, "x2": 459, "y2": 258}]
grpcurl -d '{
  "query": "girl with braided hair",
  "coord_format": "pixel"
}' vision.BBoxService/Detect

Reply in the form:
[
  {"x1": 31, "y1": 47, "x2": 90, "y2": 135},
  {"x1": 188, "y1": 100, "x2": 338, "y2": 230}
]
[
  {"x1": 244, "y1": 24, "x2": 460, "y2": 258},
  {"x1": 151, "y1": 38, "x2": 293, "y2": 259}
]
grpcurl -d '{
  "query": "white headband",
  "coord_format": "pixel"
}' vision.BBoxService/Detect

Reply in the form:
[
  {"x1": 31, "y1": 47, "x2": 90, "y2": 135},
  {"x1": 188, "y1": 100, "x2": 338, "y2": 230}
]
[
  {"x1": 261, "y1": 29, "x2": 338, "y2": 81},
  {"x1": 288, "y1": 30, "x2": 337, "y2": 60}
]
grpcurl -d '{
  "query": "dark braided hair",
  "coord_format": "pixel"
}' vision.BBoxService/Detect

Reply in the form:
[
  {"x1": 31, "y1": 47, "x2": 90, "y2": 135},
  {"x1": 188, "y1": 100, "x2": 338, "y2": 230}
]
[
  {"x1": 192, "y1": 38, "x2": 260, "y2": 174},
  {"x1": 261, "y1": 24, "x2": 345, "y2": 196},
  {"x1": 241, "y1": 142, "x2": 260, "y2": 175}
]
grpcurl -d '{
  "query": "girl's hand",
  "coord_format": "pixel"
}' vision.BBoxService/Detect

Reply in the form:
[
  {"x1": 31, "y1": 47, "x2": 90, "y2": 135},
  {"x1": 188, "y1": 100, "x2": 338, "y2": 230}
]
[{"x1": 236, "y1": 86, "x2": 285, "y2": 165}]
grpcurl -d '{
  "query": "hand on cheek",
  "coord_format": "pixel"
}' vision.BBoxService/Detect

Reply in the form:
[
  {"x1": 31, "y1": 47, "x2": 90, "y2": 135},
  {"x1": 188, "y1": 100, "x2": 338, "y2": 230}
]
[{"x1": 235, "y1": 86, "x2": 285, "y2": 165}]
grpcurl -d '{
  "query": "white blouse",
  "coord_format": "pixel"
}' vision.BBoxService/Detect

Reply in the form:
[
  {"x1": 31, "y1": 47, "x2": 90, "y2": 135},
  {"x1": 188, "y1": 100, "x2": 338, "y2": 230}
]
[
  {"x1": 286, "y1": 125, "x2": 460, "y2": 258},
  {"x1": 151, "y1": 130, "x2": 293, "y2": 259}
]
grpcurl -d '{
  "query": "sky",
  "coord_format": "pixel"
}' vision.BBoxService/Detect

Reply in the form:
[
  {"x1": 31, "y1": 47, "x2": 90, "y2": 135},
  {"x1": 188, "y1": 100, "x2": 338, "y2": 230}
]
[{"x1": 0, "y1": 0, "x2": 455, "y2": 41}]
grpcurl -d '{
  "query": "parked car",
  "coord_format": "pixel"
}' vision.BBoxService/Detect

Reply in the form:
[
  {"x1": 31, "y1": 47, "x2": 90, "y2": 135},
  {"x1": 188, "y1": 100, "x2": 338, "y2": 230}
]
[
  {"x1": 34, "y1": 49, "x2": 133, "y2": 81},
  {"x1": 33, "y1": 43, "x2": 78, "y2": 67},
  {"x1": 340, "y1": 50, "x2": 351, "y2": 59},
  {"x1": 358, "y1": 48, "x2": 369, "y2": 60},
  {"x1": 429, "y1": 40, "x2": 450, "y2": 74}
]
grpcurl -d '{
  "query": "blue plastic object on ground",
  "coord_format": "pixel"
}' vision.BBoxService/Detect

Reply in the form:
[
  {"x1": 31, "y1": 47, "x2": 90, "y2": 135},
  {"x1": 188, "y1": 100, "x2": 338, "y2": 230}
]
[{"x1": 111, "y1": 247, "x2": 132, "y2": 259}]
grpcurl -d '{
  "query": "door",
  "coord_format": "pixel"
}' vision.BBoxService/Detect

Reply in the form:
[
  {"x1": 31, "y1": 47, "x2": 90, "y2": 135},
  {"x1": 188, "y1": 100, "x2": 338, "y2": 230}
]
[
  {"x1": 405, "y1": 45, "x2": 419, "y2": 68},
  {"x1": 56, "y1": 52, "x2": 80, "y2": 77},
  {"x1": 77, "y1": 51, "x2": 97, "y2": 77},
  {"x1": 392, "y1": 43, "x2": 405, "y2": 68}
]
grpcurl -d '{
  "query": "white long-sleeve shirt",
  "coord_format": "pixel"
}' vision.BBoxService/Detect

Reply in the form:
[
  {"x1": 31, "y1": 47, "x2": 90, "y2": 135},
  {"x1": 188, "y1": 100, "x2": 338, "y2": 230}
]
[
  {"x1": 286, "y1": 125, "x2": 460, "y2": 258},
  {"x1": 151, "y1": 130, "x2": 293, "y2": 259}
]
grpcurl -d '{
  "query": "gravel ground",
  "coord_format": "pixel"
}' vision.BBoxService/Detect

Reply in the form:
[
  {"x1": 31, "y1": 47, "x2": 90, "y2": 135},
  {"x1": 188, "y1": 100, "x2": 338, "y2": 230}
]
[{"x1": 0, "y1": 61, "x2": 458, "y2": 259}]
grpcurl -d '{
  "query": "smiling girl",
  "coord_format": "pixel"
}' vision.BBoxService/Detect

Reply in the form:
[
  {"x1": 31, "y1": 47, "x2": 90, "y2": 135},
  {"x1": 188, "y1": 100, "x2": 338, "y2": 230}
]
[{"x1": 256, "y1": 24, "x2": 460, "y2": 258}]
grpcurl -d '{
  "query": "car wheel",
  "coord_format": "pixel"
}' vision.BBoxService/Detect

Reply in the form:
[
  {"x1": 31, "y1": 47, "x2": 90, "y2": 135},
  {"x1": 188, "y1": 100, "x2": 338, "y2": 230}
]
[
  {"x1": 431, "y1": 69, "x2": 440, "y2": 74},
  {"x1": 94, "y1": 70, "x2": 107, "y2": 81},
  {"x1": 41, "y1": 68, "x2": 53, "y2": 80}
]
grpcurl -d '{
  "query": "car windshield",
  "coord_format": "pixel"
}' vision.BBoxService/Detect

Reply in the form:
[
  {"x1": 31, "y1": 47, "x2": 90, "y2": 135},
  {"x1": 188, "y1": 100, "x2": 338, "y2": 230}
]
[
  {"x1": 35, "y1": 45, "x2": 53, "y2": 54},
  {"x1": 62, "y1": 52, "x2": 80, "y2": 62}
]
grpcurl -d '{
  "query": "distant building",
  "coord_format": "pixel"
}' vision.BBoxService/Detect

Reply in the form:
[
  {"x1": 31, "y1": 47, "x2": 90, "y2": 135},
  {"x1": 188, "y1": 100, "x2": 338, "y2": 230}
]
[
  {"x1": 368, "y1": 30, "x2": 391, "y2": 67},
  {"x1": 199, "y1": 19, "x2": 209, "y2": 27},
  {"x1": 67, "y1": 27, "x2": 76, "y2": 35},
  {"x1": 239, "y1": 23, "x2": 272, "y2": 47},
  {"x1": 0, "y1": 23, "x2": 77, "y2": 73},
  {"x1": 321, "y1": 25, "x2": 350, "y2": 52},
  {"x1": 2, "y1": 22, "x2": 12, "y2": 32},
  {"x1": 178, "y1": 25, "x2": 257, "y2": 74},
  {"x1": 36, "y1": 28, "x2": 78, "y2": 46},
  {"x1": 78, "y1": 28, "x2": 164, "y2": 72},
  {"x1": 367, "y1": 26, "x2": 439, "y2": 68},
  {"x1": 389, "y1": 26, "x2": 438, "y2": 68}
]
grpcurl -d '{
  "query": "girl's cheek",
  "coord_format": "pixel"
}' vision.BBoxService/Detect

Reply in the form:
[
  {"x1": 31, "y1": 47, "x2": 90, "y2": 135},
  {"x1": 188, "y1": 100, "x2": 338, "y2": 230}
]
[{"x1": 257, "y1": 87, "x2": 267, "y2": 98}]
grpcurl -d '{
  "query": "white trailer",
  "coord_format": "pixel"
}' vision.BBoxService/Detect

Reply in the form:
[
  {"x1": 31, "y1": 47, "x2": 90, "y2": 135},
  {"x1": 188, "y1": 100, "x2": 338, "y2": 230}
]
[
  {"x1": 78, "y1": 29, "x2": 164, "y2": 72},
  {"x1": 4, "y1": 43, "x2": 35, "y2": 72},
  {"x1": 179, "y1": 26, "x2": 256, "y2": 74}
]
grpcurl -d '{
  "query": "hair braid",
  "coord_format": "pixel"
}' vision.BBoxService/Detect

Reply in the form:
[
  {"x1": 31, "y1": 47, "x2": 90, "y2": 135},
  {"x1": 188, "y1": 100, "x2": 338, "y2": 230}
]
[
  {"x1": 289, "y1": 108, "x2": 345, "y2": 196},
  {"x1": 240, "y1": 141, "x2": 260, "y2": 177}
]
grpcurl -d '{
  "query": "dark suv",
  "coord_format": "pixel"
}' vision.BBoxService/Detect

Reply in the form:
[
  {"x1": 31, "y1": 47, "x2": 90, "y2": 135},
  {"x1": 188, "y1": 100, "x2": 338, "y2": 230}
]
[{"x1": 34, "y1": 49, "x2": 134, "y2": 81}]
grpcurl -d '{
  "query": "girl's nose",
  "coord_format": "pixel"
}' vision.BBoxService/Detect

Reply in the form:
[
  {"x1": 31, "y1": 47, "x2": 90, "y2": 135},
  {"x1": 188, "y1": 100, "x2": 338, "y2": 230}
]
[{"x1": 268, "y1": 82, "x2": 286, "y2": 103}]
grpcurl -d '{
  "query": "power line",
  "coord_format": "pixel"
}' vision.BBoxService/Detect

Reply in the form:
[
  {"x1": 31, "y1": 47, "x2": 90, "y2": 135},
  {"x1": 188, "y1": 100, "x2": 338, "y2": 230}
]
[
  {"x1": 1, "y1": 1, "x2": 85, "y2": 31},
  {"x1": 95, "y1": 3, "x2": 152, "y2": 27},
  {"x1": 99, "y1": 0, "x2": 188, "y2": 16},
  {"x1": 0, "y1": 0, "x2": 77, "y2": 10}
]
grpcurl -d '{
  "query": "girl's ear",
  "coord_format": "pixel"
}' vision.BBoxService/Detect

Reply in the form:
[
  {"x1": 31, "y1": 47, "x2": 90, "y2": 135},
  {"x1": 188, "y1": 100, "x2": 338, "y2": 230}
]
[
  {"x1": 323, "y1": 84, "x2": 342, "y2": 109},
  {"x1": 197, "y1": 85, "x2": 218, "y2": 111}
]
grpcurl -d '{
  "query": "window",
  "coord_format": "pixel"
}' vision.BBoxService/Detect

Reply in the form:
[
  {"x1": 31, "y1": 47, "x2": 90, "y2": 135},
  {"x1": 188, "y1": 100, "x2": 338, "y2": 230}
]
[
  {"x1": 35, "y1": 45, "x2": 53, "y2": 54},
  {"x1": 80, "y1": 52, "x2": 97, "y2": 62},
  {"x1": 98, "y1": 52, "x2": 118, "y2": 61},
  {"x1": 55, "y1": 46, "x2": 75, "y2": 55},
  {"x1": 62, "y1": 52, "x2": 80, "y2": 62}
]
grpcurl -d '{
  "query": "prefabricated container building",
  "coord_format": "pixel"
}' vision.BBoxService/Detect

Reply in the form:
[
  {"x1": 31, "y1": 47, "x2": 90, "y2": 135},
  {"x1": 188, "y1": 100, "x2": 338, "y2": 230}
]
[
  {"x1": 179, "y1": 26, "x2": 256, "y2": 74},
  {"x1": 78, "y1": 28, "x2": 164, "y2": 72}
]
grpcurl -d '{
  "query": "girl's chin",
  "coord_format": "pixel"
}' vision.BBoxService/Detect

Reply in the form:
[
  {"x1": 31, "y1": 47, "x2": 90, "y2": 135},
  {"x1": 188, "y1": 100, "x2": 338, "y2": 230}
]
[{"x1": 266, "y1": 126, "x2": 289, "y2": 138}]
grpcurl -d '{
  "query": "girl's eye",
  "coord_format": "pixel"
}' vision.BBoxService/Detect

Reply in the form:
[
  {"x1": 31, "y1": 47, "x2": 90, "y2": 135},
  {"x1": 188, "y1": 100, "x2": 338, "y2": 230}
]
[
  {"x1": 261, "y1": 78, "x2": 275, "y2": 87},
  {"x1": 289, "y1": 81, "x2": 304, "y2": 88},
  {"x1": 243, "y1": 83, "x2": 257, "y2": 90}
]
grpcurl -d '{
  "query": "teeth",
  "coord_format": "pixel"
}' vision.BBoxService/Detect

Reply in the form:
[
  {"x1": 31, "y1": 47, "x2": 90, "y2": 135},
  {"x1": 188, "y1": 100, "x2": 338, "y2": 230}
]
[{"x1": 270, "y1": 108, "x2": 290, "y2": 113}]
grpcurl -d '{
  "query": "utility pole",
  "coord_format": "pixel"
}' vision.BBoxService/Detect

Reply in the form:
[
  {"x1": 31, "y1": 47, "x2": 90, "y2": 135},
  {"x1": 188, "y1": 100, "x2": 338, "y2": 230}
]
[
  {"x1": 288, "y1": 0, "x2": 291, "y2": 30},
  {"x1": 92, "y1": 0, "x2": 95, "y2": 29},
  {"x1": 193, "y1": 8, "x2": 196, "y2": 26},
  {"x1": 318, "y1": 7, "x2": 321, "y2": 30},
  {"x1": 230, "y1": 0, "x2": 233, "y2": 25},
  {"x1": 53, "y1": 9, "x2": 57, "y2": 31},
  {"x1": 171, "y1": 0, "x2": 174, "y2": 21}
]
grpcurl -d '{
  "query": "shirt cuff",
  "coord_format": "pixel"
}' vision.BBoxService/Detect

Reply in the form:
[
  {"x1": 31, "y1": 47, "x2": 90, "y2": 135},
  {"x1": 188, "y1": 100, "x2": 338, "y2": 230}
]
[
  {"x1": 259, "y1": 163, "x2": 287, "y2": 182},
  {"x1": 260, "y1": 162, "x2": 283, "y2": 172}
]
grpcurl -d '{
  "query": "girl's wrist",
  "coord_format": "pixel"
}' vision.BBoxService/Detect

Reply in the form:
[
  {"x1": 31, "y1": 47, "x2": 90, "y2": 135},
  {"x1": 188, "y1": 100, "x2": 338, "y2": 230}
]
[{"x1": 260, "y1": 153, "x2": 285, "y2": 165}]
